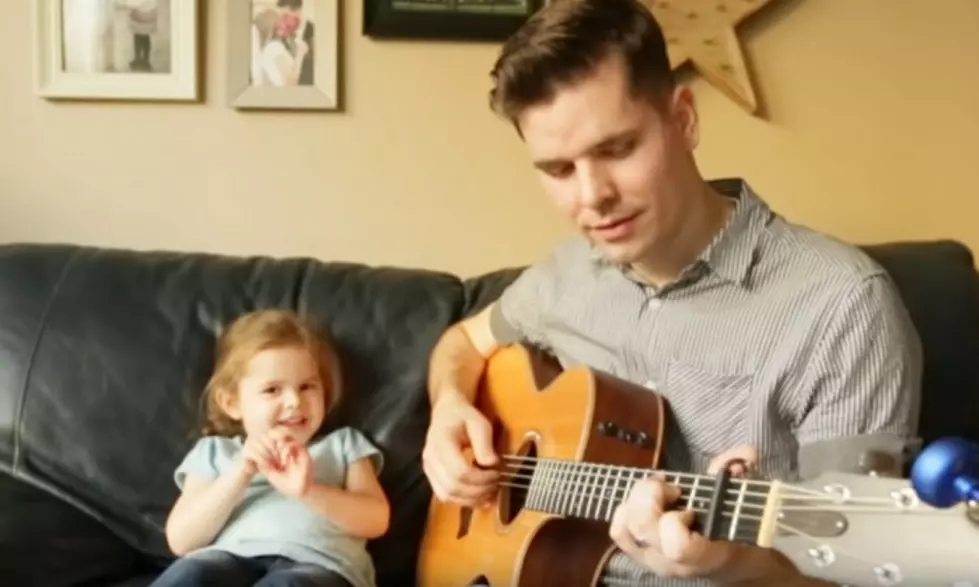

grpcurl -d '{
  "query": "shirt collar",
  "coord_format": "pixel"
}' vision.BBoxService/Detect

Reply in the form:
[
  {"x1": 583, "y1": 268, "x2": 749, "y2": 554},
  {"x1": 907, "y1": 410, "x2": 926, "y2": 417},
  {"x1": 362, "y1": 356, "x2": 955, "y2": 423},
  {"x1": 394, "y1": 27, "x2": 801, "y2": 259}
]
[
  {"x1": 588, "y1": 177, "x2": 771, "y2": 288},
  {"x1": 699, "y1": 177, "x2": 770, "y2": 286}
]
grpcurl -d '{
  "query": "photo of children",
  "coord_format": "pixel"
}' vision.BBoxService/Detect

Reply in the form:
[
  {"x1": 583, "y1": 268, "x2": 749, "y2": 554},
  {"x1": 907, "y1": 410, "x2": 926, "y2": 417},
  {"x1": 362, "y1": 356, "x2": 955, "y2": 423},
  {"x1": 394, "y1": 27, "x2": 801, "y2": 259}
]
[
  {"x1": 60, "y1": 0, "x2": 171, "y2": 74},
  {"x1": 249, "y1": 0, "x2": 315, "y2": 87}
]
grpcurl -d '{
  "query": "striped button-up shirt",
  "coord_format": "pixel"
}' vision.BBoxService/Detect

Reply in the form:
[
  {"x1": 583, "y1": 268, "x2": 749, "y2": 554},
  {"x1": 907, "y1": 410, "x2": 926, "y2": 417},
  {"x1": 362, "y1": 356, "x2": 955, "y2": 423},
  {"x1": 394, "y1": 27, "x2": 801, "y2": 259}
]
[{"x1": 488, "y1": 178, "x2": 923, "y2": 586}]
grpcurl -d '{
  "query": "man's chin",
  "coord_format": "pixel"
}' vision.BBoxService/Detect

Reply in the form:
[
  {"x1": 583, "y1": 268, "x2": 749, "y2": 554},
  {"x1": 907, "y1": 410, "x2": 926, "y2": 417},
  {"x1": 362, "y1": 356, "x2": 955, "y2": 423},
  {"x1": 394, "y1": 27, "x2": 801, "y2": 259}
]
[{"x1": 592, "y1": 241, "x2": 643, "y2": 265}]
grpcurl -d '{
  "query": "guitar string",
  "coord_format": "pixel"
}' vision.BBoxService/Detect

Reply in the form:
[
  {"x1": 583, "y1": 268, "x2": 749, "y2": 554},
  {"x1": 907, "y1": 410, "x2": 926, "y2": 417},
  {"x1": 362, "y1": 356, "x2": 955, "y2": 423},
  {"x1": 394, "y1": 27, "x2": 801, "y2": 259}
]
[
  {"x1": 483, "y1": 471, "x2": 895, "y2": 583},
  {"x1": 478, "y1": 455, "x2": 929, "y2": 585},
  {"x1": 501, "y1": 454, "x2": 886, "y2": 501},
  {"x1": 499, "y1": 454, "x2": 923, "y2": 509},
  {"x1": 497, "y1": 467, "x2": 943, "y2": 515}
]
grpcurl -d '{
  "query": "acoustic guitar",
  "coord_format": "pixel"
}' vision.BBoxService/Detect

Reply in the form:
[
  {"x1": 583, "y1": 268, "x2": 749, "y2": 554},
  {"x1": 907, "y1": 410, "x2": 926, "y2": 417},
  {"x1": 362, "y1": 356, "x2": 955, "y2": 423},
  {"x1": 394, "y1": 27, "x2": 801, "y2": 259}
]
[{"x1": 416, "y1": 343, "x2": 979, "y2": 587}]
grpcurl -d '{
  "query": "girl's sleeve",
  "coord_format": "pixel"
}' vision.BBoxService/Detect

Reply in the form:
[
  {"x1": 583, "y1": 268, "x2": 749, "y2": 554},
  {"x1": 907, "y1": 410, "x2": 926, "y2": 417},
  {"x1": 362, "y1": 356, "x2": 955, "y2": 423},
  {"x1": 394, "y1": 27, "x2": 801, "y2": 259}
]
[
  {"x1": 340, "y1": 427, "x2": 385, "y2": 477},
  {"x1": 173, "y1": 436, "x2": 222, "y2": 490}
]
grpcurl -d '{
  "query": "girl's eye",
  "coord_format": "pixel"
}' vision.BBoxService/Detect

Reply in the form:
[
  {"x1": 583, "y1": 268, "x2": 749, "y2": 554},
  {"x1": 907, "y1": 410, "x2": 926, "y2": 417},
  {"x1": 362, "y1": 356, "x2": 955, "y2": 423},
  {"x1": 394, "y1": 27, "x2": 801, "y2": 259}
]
[{"x1": 263, "y1": 386, "x2": 278, "y2": 395}]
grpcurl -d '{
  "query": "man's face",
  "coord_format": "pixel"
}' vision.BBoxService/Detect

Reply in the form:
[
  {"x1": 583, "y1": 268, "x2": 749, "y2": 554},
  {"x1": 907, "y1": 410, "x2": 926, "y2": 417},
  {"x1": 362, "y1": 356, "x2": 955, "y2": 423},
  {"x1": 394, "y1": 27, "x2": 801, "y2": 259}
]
[{"x1": 516, "y1": 54, "x2": 700, "y2": 266}]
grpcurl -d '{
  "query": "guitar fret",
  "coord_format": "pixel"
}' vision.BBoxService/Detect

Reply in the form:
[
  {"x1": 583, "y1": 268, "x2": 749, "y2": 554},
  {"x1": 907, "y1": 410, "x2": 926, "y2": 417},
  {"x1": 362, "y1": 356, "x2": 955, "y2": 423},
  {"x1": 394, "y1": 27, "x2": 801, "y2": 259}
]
[
  {"x1": 575, "y1": 463, "x2": 588, "y2": 517},
  {"x1": 588, "y1": 464, "x2": 603, "y2": 519},
  {"x1": 730, "y1": 480, "x2": 748, "y2": 540},
  {"x1": 525, "y1": 459, "x2": 539, "y2": 511},
  {"x1": 688, "y1": 475, "x2": 700, "y2": 510},
  {"x1": 604, "y1": 466, "x2": 621, "y2": 521},
  {"x1": 550, "y1": 460, "x2": 563, "y2": 515},
  {"x1": 541, "y1": 459, "x2": 554, "y2": 514},
  {"x1": 558, "y1": 460, "x2": 571, "y2": 515},
  {"x1": 568, "y1": 461, "x2": 580, "y2": 517},
  {"x1": 575, "y1": 463, "x2": 587, "y2": 517}
]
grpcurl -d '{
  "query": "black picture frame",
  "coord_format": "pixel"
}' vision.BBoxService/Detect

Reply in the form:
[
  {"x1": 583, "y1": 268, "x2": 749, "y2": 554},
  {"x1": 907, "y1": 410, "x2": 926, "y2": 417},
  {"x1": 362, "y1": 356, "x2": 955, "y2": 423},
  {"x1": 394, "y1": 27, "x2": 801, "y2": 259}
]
[{"x1": 363, "y1": 1, "x2": 545, "y2": 42}]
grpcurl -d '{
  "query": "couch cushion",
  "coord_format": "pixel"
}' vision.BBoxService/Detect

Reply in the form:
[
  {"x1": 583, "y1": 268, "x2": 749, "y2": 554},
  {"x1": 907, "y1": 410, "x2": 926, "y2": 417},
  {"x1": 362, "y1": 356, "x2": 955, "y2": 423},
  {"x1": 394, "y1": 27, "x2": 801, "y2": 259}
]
[
  {"x1": 0, "y1": 243, "x2": 465, "y2": 587},
  {"x1": 463, "y1": 240, "x2": 979, "y2": 449}
]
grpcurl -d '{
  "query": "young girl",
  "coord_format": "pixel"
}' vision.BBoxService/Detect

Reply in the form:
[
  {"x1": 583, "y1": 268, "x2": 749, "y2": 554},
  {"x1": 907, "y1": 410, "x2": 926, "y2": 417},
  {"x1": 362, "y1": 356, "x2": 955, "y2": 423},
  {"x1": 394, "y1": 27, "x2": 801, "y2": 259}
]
[{"x1": 151, "y1": 309, "x2": 389, "y2": 587}]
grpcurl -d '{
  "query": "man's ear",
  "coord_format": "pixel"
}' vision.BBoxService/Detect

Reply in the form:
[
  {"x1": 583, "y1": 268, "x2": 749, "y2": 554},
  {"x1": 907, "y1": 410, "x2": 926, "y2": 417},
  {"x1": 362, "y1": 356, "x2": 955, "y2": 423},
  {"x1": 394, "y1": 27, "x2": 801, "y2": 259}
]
[
  {"x1": 669, "y1": 84, "x2": 699, "y2": 151},
  {"x1": 217, "y1": 388, "x2": 242, "y2": 421}
]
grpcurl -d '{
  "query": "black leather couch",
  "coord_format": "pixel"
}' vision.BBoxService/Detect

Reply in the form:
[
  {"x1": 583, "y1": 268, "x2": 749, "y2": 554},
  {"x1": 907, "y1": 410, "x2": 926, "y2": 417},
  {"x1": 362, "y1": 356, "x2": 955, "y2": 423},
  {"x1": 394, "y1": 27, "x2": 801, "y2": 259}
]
[{"x1": 2, "y1": 240, "x2": 979, "y2": 587}]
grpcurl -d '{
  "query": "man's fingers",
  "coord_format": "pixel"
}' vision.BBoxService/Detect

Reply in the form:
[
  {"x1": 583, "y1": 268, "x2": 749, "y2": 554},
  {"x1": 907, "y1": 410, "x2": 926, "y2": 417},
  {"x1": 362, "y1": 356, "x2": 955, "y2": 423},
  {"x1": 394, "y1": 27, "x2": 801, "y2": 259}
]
[
  {"x1": 433, "y1": 426, "x2": 474, "y2": 481},
  {"x1": 658, "y1": 510, "x2": 698, "y2": 562},
  {"x1": 706, "y1": 445, "x2": 758, "y2": 476},
  {"x1": 422, "y1": 451, "x2": 454, "y2": 502},
  {"x1": 464, "y1": 415, "x2": 499, "y2": 467},
  {"x1": 608, "y1": 503, "x2": 634, "y2": 551},
  {"x1": 434, "y1": 426, "x2": 500, "y2": 488},
  {"x1": 424, "y1": 435, "x2": 496, "y2": 506},
  {"x1": 626, "y1": 476, "x2": 680, "y2": 518}
]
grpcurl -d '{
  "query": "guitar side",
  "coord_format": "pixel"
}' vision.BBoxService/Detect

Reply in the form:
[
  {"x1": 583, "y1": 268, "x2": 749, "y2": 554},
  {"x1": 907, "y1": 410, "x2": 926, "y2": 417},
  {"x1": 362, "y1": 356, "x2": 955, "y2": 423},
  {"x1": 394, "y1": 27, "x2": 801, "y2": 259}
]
[{"x1": 417, "y1": 344, "x2": 668, "y2": 587}]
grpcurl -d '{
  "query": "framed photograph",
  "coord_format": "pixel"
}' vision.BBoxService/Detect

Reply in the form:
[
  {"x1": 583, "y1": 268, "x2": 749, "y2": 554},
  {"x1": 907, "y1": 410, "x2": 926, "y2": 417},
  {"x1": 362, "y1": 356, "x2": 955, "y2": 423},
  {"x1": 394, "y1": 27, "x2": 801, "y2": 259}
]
[
  {"x1": 227, "y1": 0, "x2": 340, "y2": 111},
  {"x1": 363, "y1": 0, "x2": 544, "y2": 42},
  {"x1": 32, "y1": 0, "x2": 200, "y2": 101}
]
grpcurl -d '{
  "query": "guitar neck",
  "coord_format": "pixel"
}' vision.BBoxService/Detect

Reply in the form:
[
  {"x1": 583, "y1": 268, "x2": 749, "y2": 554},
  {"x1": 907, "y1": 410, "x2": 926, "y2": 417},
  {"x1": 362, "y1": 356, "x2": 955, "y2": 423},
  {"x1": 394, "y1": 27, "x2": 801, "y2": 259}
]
[{"x1": 507, "y1": 455, "x2": 775, "y2": 546}]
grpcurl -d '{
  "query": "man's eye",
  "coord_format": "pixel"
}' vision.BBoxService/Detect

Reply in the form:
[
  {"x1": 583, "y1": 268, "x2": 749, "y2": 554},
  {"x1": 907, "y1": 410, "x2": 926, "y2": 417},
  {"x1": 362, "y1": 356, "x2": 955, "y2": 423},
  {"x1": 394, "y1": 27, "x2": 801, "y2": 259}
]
[
  {"x1": 544, "y1": 164, "x2": 574, "y2": 178},
  {"x1": 604, "y1": 140, "x2": 634, "y2": 158}
]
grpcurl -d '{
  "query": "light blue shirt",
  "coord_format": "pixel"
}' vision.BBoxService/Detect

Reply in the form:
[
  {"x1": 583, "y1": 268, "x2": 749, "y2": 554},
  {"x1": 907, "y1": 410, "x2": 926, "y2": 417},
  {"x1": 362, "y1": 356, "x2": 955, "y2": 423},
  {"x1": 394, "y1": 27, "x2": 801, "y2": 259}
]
[{"x1": 173, "y1": 426, "x2": 385, "y2": 587}]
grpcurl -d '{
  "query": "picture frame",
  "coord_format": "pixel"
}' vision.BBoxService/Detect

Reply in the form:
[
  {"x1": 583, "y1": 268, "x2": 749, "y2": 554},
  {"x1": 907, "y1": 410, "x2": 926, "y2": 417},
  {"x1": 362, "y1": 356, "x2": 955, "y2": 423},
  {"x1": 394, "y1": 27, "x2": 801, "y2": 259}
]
[
  {"x1": 227, "y1": 0, "x2": 340, "y2": 111},
  {"x1": 32, "y1": 0, "x2": 200, "y2": 102},
  {"x1": 363, "y1": 0, "x2": 544, "y2": 42}
]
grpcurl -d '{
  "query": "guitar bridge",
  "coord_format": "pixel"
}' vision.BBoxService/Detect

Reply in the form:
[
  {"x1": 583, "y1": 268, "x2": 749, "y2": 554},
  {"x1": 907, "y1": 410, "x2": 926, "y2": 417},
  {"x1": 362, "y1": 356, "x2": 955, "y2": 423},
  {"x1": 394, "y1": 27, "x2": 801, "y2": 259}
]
[{"x1": 596, "y1": 420, "x2": 654, "y2": 449}]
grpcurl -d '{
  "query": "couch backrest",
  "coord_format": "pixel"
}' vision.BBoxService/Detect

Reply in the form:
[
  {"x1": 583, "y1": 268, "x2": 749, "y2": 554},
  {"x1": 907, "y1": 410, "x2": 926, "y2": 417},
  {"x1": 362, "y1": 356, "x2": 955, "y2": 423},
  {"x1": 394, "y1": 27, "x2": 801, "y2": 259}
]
[
  {"x1": 2, "y1": 239, "x2": 978, "y2": 585},
  {"x1": 0, "y1": 243, "x2": 464, "y2": 587},
  {"x1": 462, "y1": 240, "x2": 979, "y2": 451}
]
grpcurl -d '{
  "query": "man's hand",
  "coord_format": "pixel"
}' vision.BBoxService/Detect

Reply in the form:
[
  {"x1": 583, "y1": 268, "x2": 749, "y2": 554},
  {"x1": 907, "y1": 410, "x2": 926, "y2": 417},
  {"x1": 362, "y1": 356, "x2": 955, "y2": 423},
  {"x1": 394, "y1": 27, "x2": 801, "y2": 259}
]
[
  {"x1": 610, "y1": 473, "x2": 739, "y2": 580},
  {"x1": 421, "y1": 388, "x2": 499, "y2": 507},
  {"x1": 609, "y1": 445, "x2": 804, "y2": 585}
]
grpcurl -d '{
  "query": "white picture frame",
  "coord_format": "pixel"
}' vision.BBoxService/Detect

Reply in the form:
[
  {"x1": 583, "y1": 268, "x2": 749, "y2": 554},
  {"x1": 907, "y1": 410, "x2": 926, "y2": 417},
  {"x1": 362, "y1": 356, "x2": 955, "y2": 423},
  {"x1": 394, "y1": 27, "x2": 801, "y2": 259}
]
[
  {"x1": 32, "y1": 0, "x2": 200, "y2": 102},
  {"x1": 227, "y1": 0, "x2": 340, "y2": 111}
]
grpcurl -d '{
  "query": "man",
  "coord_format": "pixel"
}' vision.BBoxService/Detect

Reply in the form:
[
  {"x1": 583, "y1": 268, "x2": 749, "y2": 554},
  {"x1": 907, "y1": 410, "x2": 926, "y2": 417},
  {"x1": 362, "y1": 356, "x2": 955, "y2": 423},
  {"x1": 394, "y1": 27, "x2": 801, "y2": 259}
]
[{"x1": 421, "y1": 0, "x2": 923, "y2": 585}]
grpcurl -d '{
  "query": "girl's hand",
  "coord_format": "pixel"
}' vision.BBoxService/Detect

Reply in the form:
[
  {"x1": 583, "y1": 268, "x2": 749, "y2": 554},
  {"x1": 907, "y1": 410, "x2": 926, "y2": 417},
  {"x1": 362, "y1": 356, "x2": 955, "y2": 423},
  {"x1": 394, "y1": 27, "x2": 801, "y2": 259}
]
[
  {"x1": 239, "y1": 433, "x2": 281, "y2": 478},
  {"x1": 266, "y1": 434, "x2": 313, "y2": 498}
]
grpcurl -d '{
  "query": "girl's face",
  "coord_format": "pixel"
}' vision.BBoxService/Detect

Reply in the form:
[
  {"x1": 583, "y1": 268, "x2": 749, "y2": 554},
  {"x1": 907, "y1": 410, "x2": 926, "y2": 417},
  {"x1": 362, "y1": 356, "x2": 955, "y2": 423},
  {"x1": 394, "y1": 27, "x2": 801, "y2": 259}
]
[{"x1": 222, "y1": 344, "x2": 327, "y2": 445}]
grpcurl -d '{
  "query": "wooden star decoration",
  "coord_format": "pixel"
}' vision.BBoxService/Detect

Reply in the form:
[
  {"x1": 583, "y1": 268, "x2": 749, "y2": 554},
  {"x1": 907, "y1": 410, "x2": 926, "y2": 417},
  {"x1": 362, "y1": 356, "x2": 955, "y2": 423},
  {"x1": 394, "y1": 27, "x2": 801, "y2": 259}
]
[{"x1": 642, "y1": 0, "x2": 778, "y2": 115}]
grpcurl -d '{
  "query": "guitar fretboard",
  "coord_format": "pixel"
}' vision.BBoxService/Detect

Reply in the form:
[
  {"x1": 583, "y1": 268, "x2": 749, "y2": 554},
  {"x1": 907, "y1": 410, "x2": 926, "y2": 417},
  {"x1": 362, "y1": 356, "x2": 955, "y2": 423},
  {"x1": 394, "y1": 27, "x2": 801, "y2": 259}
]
[{"x1": 509, "y1": 457, "x2": 770, "y2": 544}]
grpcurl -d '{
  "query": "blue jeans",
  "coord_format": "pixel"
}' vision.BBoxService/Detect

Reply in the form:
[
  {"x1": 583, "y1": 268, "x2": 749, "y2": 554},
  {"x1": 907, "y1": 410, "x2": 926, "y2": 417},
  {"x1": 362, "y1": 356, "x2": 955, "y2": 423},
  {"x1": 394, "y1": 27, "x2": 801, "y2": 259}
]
[{"x1": 149, "y1": 550, "x2": 353, "y2": 587}]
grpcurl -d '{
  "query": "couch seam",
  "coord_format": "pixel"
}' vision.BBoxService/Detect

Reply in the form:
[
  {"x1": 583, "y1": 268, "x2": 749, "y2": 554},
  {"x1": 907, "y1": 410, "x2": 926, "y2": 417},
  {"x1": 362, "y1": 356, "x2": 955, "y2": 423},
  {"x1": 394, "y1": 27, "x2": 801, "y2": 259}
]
[{"x1": 11, "y1": 248, "x2": 78, "y2": 474}]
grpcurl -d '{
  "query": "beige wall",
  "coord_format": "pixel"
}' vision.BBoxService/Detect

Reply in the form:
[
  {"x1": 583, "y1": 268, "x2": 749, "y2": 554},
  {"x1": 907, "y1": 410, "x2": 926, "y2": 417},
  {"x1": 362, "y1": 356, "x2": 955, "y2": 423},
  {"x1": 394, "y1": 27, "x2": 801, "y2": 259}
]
[{"x1": 2, "y1": 0, "x2": 977, "y2": 278}]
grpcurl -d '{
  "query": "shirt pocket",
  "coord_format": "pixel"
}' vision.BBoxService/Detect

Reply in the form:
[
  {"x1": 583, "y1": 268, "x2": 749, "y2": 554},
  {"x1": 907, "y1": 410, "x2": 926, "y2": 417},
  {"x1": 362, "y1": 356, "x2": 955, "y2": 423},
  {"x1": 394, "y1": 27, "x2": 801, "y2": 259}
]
[{"x1": 663, "y1": 358, "x2": 754, "y2": 468}]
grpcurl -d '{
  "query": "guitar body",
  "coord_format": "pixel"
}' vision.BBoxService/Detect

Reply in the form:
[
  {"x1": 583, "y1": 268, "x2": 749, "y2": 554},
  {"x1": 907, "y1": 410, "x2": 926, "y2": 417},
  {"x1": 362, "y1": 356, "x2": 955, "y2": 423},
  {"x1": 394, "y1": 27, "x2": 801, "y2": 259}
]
[{"x1": 417, "y1": 343, "x2": 668, "y2": 587}]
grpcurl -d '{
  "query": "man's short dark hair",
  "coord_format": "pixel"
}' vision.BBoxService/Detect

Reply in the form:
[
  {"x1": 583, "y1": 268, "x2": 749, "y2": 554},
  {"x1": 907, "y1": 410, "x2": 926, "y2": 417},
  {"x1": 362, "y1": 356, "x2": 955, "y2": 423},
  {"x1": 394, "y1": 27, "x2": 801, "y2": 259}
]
[{"x1": 489, "y1": 0, "x2": 674, "y2": 124}]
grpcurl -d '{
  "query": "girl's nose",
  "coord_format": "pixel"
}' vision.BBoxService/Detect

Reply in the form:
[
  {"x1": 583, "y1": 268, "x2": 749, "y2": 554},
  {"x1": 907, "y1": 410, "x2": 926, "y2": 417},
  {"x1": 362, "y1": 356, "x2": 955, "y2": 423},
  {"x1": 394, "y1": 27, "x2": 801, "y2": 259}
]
[{"x1": 282, "y1": 388, "x2": 300, "y2": 407}]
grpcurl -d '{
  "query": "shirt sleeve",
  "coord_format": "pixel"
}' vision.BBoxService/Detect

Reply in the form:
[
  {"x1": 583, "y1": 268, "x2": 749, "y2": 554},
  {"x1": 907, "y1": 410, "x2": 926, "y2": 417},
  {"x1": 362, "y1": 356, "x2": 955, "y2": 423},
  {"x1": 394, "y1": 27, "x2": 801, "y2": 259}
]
[
  {"x1": 793, "y1": 273, "x2": 924, "y2": 480},
  {"x1": 339, "y1": 427, "x2": 385, "y2": 478},
  {"x1": 173, "y1": 436, "x2": 222, "y2": 489},
  {"x1": 488, "y1": 250, "x2": 563, "y2": 348}
]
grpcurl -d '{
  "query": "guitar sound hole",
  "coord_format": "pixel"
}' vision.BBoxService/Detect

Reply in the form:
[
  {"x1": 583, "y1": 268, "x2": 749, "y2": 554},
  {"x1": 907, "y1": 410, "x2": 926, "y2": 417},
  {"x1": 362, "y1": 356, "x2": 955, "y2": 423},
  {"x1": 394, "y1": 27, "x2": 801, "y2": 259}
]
[{"x1": 499, "y1": 437, "x2": 537, "y2": 525}]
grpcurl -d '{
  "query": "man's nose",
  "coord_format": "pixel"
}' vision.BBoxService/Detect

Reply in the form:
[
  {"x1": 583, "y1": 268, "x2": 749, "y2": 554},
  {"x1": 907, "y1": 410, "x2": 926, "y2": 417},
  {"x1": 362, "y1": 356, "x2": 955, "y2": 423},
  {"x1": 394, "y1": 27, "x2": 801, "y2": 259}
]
[{"x1": 577, "y1": 162, "x2": 614, "y2": 209}]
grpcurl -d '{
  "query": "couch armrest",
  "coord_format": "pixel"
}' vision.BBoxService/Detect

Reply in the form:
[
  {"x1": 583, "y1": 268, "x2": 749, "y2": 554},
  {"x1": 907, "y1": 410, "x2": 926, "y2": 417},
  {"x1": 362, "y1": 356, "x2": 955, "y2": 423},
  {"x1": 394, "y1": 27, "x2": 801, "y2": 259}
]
[{"x1": 0, "y1": 472, "x2": 144, "y2": 586}]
